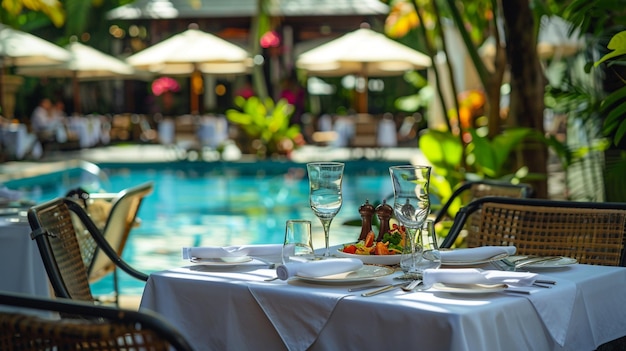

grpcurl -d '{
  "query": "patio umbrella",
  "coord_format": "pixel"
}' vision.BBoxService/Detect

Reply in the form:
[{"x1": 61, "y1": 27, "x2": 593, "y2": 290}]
[
  {"x1": 17, "y1": 41, "x2": 146, "y2": 114},
  {"x1": 126, "y1": 25, "x2": 251, "y2": 75},
  {"x1": 296, "y1": 26, "x2": 431, "y2": 112},
  {"x1": 126, "y1": 24, "x2": 251, "y2": 113},
  {"x1": 0, "y1": 24, "x2": 71, "y2": 117}
]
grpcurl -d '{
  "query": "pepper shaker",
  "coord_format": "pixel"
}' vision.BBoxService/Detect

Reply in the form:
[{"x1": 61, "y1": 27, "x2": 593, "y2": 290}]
[
  {"x1": 358, "y1": 200, "x2": 375, "y2": 241},
  {"x1": 375, "y1": 200, "x2": 393, "y2": 242}
]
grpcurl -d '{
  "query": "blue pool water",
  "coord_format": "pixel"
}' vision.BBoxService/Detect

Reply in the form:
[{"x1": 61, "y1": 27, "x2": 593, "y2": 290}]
[{"x1": 7, "y1": 160, "x2": 398, "y2": 296}]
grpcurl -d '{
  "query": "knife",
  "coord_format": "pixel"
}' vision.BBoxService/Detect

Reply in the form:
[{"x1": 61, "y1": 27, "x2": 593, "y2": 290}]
[{"x1": 361, "y1": 283, "x2": 405, "y2": 297}]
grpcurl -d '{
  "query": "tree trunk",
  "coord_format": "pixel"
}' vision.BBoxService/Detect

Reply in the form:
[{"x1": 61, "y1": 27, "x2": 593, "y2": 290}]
[{"x1": 501, "y1": 1, "x2": 549, "y2": 198}]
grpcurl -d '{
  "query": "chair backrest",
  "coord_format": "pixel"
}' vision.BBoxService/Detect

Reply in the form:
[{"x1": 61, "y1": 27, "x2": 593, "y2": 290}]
[
  {"x1": 434, "y1": 180, "x2": 534, "y2": 224},
  {"x1": 0, "y1": 292, "x2": 194, "y2": 351},
  {"x1": 441, "y1": 197, "x2": 626, "y2": 266},
  {"x1": 88, "y1": 182, "x2": 153, "y2": 282},
  {"x1": 28, "y1": 198, "x2": 148, "y2": 302}
]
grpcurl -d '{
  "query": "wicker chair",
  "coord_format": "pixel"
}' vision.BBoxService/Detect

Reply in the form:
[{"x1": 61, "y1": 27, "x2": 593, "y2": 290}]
[
  {"x1": 28, "y1": 197, "x2": 148, "y2": 303},
  {"x1": 440, "y1": 197, "x2": 626, "y2": 266},
  {"x1": 0, "y1": 291, "x2": 194, "y2": 351},
  {"x1": 70, "y1": 182, "x2": 154, "y2": 304},
  {"x1": 433, "y1": 180, "x2": 534, "y2": 224}
]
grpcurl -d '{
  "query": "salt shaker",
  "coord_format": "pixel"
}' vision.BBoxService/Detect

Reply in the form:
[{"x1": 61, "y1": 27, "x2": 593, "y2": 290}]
[
  {"x1": 358, "y1": 200, "x2": 375, "y2": 241},
  {"x1": 375, "y1": 200, "x2": 393, "y2": 242}
]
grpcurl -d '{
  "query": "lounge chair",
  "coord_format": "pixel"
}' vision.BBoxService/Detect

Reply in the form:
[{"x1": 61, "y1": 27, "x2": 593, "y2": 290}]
[{"x1": 88, "y1": 183, "x2": 153, "y2": 299}]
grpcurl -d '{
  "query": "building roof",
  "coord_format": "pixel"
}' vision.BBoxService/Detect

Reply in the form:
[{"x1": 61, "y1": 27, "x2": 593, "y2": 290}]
[{"x1": 107, "y1": 0, "x2": 389, "y2": 20}]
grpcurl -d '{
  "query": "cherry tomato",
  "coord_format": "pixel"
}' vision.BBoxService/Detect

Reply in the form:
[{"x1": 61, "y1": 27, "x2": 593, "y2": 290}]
[{"x1": 343, "y1": 245, "x2": 357, "y2": 254}]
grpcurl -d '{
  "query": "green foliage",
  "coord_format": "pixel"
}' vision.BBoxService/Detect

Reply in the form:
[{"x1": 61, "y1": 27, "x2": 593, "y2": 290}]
[
  {"x1": 419, "y1": 127, "x2": 545, "y2": 217},
  {"x1": 600, "y1": 85, "x2": 626, "y2": 147},
  {"x1": 467, "y1": 128, "x2": 534, "y2": 179},
  {"x1": 226, "y1": 96, "x2": 301, "y2": 157}
]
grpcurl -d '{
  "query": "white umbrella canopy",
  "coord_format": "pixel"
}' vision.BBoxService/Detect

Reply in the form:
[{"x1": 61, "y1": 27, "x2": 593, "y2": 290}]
[
  {"x1": 0, "y1": 24, "x2": 71, "y2": 117},
  {"x1": 126, "y1": 25, "x2": 252, "y2": 75},
  {"x1": 17, "y1": 41, "x2": 141, "y2": 80},
  {"x1": 0, "y1": 24, "x2": 70, "y2": 66},
  {"x1": 296, "y1": 26, "x2": 431, "y2": 112},
  {"x1": 296, "y1": 27, "x2": 431, "y2": 77},
  {"x1": 17, "y1": 41, "x2": 148, "y2": 114}
]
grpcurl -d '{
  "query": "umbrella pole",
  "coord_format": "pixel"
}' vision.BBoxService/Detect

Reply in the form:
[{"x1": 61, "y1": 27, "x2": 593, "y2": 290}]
[{"x1": 356, "y1": 63, "x2": 368, "y2": 113}]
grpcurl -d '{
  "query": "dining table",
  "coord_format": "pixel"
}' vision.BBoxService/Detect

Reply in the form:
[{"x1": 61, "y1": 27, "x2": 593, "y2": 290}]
[
  {"x1": 139, "y1": 246, "x2": 626, "y2": 351},
  {"x1": 0, "y1": 209, "x2": 50, "y2": 297}
]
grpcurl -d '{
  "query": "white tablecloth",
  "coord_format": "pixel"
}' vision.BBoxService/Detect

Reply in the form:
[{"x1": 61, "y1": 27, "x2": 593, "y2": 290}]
[
  {"x1": 0, "y1": 214, "x2": 50, "y2": 297},
  {"x1": 140, "y1": 261, "x2": 626, "y2": 351}
]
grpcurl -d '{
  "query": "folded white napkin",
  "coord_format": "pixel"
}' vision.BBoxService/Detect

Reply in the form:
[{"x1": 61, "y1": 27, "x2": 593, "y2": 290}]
[
  {"x1": 423, "y1": 268, "x2": 538, "y2": 288},
  {"x1": 276, "y1": 258, "x2": 363, "y2": 280},
  {"x1": 182, "y1": 244, "x2": 282, "y2": 260},
  {"x1": 440, "y1": 246, "x2": 516, "y2": 263}
]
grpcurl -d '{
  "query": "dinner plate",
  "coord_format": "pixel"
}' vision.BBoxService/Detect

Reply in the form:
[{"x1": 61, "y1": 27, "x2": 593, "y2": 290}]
[
  {"x1": 507, "y1": 255, "x2": 577, "y2": 269},
  {"x1": 295, "y1": 264, "x2": 395, "y2": 285},
  {"x1": 431, "y1": 282, "x2": 508, "y2": 294},
  {"x1": 334, "y1": 248, "x2": 401, "y2": 265},
  {"x1": 441, "y1": 253, "x2": 510, "y2": 267},
  {"x1": 190, "y1": 256, "x2": 253, "y2": 266}
]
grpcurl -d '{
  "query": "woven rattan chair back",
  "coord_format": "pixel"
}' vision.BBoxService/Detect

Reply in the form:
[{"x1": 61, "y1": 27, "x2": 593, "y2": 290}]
[
  {"x1": 441, "y1": 197, "x2": 626, "y2": 266},
  {"x1": 28, "y1": 198, "x2": 94, "y2": 302},
  {"x1": 28, "y1": 198, "x2": 148, "y2": 302},
  {"x1": 0, "y1": 292, "x2": 194, "y2": 351}
]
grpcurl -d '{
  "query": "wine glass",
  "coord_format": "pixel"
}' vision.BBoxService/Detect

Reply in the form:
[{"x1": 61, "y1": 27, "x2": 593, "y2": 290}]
[
  {"x1": 307, "y1": 162, "x2": 344, "y2": 257},
  {"x1": 389, "y1": 165, "x2": 431, "y2": 279}
]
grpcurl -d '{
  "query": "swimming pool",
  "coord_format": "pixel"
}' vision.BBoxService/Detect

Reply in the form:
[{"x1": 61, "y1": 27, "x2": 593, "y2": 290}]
[{"x1": 7, "y1": 160, "x2": 399, "y2": 296}]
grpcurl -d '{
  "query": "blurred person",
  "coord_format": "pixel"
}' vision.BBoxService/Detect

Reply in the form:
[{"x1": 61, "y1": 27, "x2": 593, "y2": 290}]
[{"x1": 31, "y1": 98, "x2": 68, "y2": 143}]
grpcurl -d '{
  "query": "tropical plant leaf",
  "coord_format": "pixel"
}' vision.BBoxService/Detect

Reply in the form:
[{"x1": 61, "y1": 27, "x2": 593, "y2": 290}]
[
  {"x1": 418, "y1": 130, "x2": 462, "y2": 175},
  {"x1": 614, "y1": 119, "x2": 626, "y2": 146},
  {"x1": 595, "y1": 31, "x2": 626, "y2": 67}
]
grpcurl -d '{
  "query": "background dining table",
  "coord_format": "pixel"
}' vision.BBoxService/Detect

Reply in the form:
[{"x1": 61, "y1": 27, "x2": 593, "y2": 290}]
[
  {"x1": 139, "y1": 248, "x2": 626, "y2": 351},
  {"x1": 0, "y1": 210, "x2": 50, "y2": 297}
]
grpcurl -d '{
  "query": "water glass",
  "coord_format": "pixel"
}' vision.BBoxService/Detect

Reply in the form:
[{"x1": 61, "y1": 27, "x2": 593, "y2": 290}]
[
  {"x1": 414, "y1": 219, "x2": 441, "y2": 274},
  {"x1": 282, "y1": 220, "x2": 314, "y2": 264}
]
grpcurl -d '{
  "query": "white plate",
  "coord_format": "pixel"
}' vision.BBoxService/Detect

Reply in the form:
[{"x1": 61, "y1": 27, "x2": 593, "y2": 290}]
[
  {"x1": 431, "y1": 282, "x2": 508, "y2": 294},
  {"x1": 507, "y1": 256, "x2": 577, "y2": 269},
  {"x1": 335, "y1": 248, "x2": 401, "y2": 266},
  {"x1": 441, "y1": 253, "x2": 510, "y2": 267},
  {"x1": 295, "y1": 265, "x2": 395, "y2": 285},
  {"x1": 190, "y1": 256, "x2": 253, "y2": 266}
]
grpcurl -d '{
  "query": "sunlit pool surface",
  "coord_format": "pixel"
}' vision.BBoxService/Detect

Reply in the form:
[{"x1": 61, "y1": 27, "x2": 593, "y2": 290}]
[{"x1": 7, "y1": 160, "x2": 398, "y2": 296}]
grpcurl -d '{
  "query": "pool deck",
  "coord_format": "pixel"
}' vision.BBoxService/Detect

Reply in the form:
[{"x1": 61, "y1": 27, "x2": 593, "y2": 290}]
[{"x1": 0, "y1": 144, "x2": 425, "y2": 182}]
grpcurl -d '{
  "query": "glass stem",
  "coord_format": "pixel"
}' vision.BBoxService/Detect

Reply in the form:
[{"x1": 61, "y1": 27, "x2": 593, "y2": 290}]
[{"x1": 320, "y1": 218, "x2": 333, "y2": 257}]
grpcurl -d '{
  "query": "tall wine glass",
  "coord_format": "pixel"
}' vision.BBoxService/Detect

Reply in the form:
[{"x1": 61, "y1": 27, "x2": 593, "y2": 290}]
[
  {"x1": 307, "y1": 162, "x2": 344, "y2": 257},
  {"x1": 389, "y1": 165, "x2": 431, "y2": 279}
]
